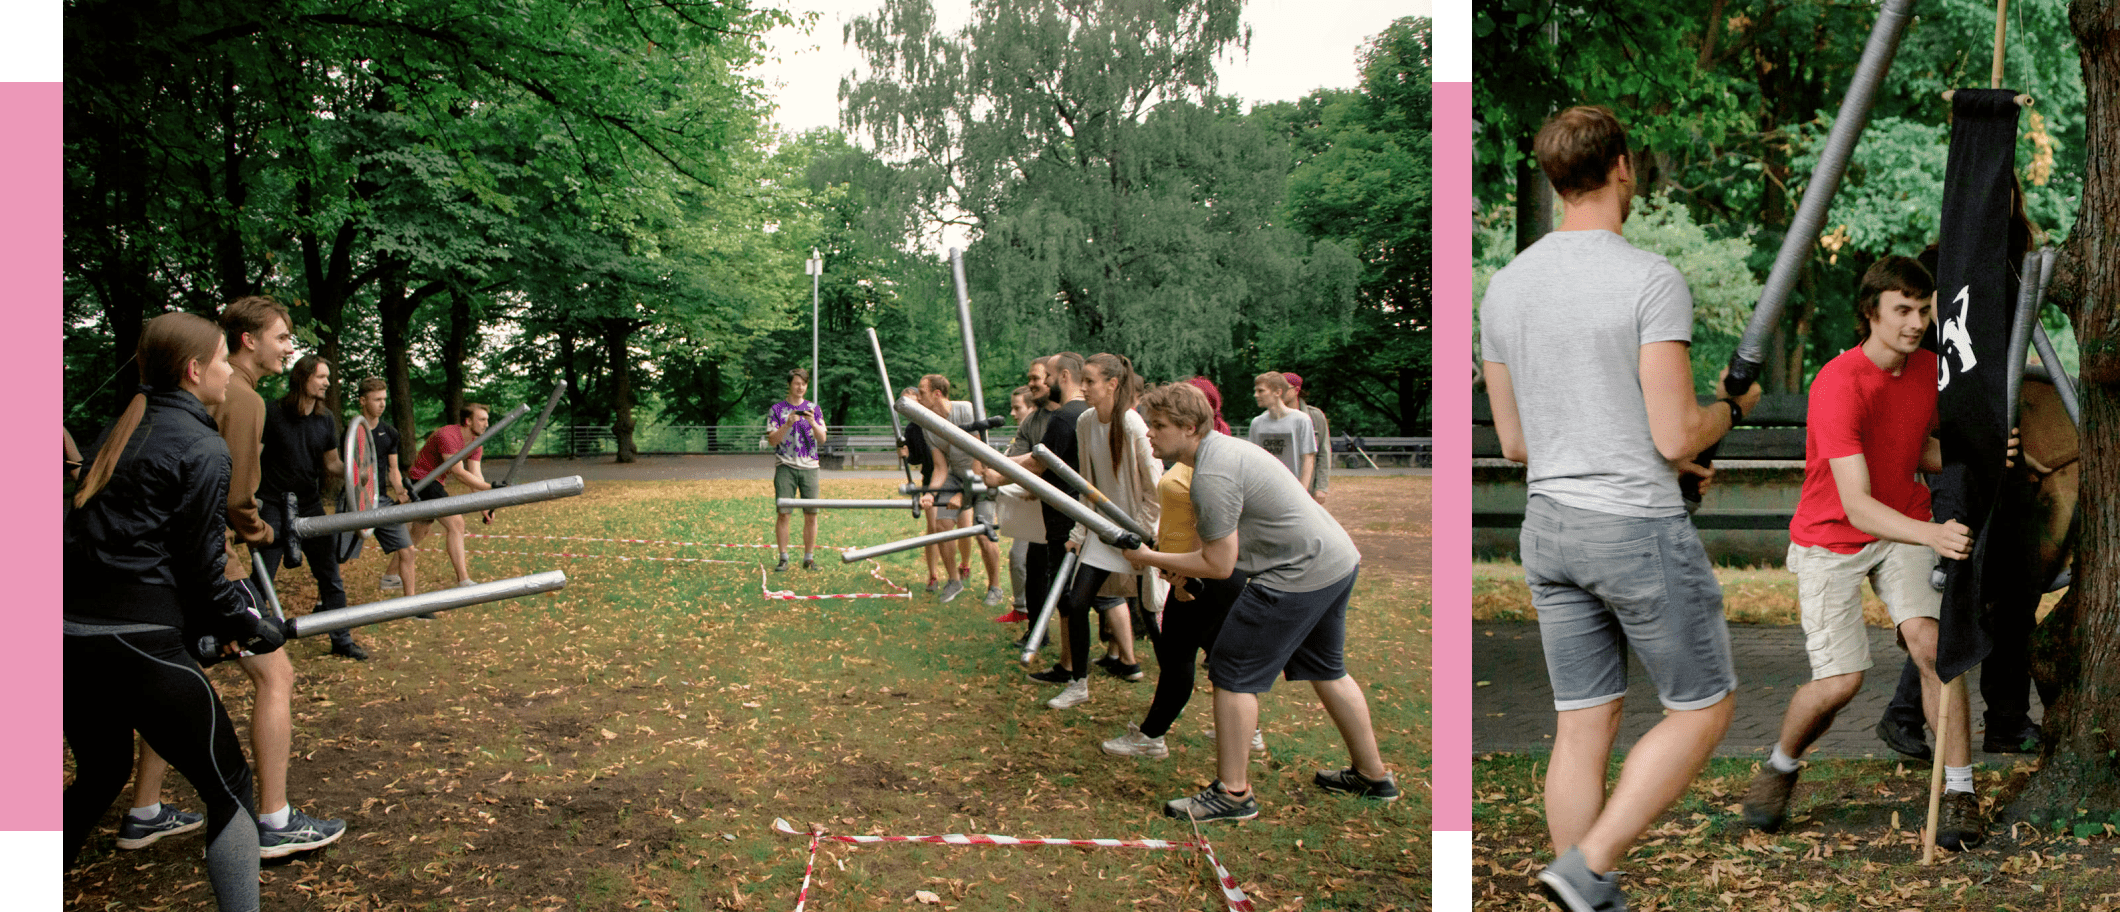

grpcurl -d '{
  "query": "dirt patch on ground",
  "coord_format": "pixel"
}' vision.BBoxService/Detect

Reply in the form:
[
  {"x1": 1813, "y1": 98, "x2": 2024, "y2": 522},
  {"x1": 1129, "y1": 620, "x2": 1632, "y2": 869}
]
[{"x1": 1327, "y1": 475, "x2": 1431, "y2": 588}]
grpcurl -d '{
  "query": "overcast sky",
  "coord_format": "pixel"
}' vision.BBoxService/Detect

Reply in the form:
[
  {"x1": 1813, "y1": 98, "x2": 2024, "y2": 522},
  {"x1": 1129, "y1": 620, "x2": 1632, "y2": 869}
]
[{"x1": 746, "y1": 0, "x2": 1429, "y2": 138}]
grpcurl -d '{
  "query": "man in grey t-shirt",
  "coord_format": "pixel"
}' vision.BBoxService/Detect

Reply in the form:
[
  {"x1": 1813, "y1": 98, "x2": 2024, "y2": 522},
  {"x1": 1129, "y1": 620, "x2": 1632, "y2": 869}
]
[
  {"x1": 1247, "y1": 371, "x2": 1316, "y2": 486},
  {"x1": 1126, "y1": 382, "x2": 1396, "y2": 824},
  {"x1": 1481, "y1": 106, "x2": 1759, "y2": 912}
]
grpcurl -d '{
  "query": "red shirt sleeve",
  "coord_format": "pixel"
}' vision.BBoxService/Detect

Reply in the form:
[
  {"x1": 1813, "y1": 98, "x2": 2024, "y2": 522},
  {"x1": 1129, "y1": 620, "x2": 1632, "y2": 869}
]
[{"x1": 1808, "y1": 365, "x2": 1866, "y2": 461}]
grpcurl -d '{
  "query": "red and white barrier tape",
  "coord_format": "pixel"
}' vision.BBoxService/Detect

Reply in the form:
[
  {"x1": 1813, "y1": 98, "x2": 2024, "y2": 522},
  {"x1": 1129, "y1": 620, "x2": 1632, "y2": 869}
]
[
  {"x1": 467, "y1": 547, "x2": 750, "y2": 565},
  {"x1": 760, "y1": 560, "x2": 911, "y2": 601},
  {"x1": 770, "y1": 818, "x2": 1252, "y2": 911},
  {"x1": 791, "y1": 830, "x2": 821, "y2": 912},
  {"x1": 467, "y1": 532, "x2": 837, "y2": 551}
]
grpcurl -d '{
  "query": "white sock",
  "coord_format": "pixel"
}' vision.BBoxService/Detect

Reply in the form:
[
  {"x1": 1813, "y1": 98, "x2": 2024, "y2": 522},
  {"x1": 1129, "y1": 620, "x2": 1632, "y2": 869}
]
[
  {"x1": 1945, "y1": 765, "x2": 1975, "y2": 794},
  {"x1": 804, "y1": 551, "x2": 813, "y2": 561},
  {"x1": 129, "y1": 803, "x2": 162, "y2": 821},
  {"x1": 1768, "y1": 745, "x2": 1802, "y2": 773},
  {"x1": 260, "y1": 805, "x2": 292, "y2": 828}
]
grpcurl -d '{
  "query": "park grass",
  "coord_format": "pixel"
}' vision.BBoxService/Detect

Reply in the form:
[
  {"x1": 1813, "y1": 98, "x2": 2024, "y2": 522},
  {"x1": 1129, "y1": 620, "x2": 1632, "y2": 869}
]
[
  {"x1": 1474, "y1": 752, "x2": 2120, "y2": 911},
  {"x1": 65, "y1": 476, "x2": 1428, "y2": 912}
]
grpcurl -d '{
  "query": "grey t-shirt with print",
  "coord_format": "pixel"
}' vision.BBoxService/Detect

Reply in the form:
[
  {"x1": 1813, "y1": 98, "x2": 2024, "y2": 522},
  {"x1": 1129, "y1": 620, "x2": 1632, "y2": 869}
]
[
  {"x1": 1246, "y1": 408, "x2": 1316, "y2": 479},
  {"x1": 1479, "y1": 229, "x2": 1694, "y2": 518},
  {"x1": 1191, "y1": 432, "x2": 1359, "y2": 593}
]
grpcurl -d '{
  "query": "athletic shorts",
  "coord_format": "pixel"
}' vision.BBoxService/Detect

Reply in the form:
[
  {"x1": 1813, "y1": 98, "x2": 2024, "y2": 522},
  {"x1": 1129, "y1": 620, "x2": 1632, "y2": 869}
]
[
  {"x1": 1208, "y1": 565, "x2": 1357, "y2": 694},
  {"x1": 930, "y1": 482, "x2": 995, "y2": 528},
  {"x1": 1520, "y1": 495, "x2": 1736, "y2": 712},
  {"x1": 1787, "y1": 539, "x2": 1940, "y2": 680},
  {"x1": 372, "y1": 495, "x2": 409, "y2": 553},
  {"x1": 410, "y1": 477, "x2": 451, "y2": 503},
  {"x1": 775, "y1": 463, "x2": 820, "y2": 514}
]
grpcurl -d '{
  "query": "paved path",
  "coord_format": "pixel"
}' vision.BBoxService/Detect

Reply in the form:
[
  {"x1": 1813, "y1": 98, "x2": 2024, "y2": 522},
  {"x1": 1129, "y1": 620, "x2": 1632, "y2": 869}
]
[{"x1": 1473, "y1": 621, "x2": 2040, "y2": 760}]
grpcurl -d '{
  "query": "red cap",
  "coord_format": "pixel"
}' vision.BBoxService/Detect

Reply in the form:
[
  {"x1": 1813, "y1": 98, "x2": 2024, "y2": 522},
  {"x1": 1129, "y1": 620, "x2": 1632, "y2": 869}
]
[{"x1": 1282, "y1": 372, "x2": 1303, "y2": 391}]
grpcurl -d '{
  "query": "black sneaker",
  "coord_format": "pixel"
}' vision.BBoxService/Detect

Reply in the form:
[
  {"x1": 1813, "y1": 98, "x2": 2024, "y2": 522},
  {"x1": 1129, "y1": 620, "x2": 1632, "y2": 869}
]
[
  {"x1": 258, "y1": 807, "x2": 346, "y2": 859},
  {"x1": 774, "y1": 556, "x2": 789, "y2": 572},
  {"x1": 1163, "y1": 780, "x2": 1259, "y2": 823},
  {"x1": 330, "y1": 640, "x2": 369, "y2": 661},
  {"x1": 1103, "y1": 660, "x2": 1145, "y2": 681},
  {"x1": 1982, "y1": 721, "x2": 2042, "y2": 754},
  {"x1": 116, "y1": 805, "x2": 204, "y2": 849},
  {"x1": 1875, "y1": 717, "x2": 1933, "y2": 762},
  {"x1": 1313, "y1": 767, "x2": 1401, "y2": 801},
  {"x1": 1026, "y1": 665, "x2": 1073, "y2": 684},
  {"x1": 802, "y1": 556, "x2": 816, "y2": 570}
]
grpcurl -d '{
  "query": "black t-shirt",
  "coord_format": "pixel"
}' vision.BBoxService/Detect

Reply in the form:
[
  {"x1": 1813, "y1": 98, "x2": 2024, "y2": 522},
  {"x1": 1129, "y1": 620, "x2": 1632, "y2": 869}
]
[
  {"x1": 371, "y1": 419, "x2": 402, "y2": 495},
  {"x1": 905, "y1": 424, "x2": 934, "y2": 476},
  {"x1": 1039, "y1": 399, "x2": 1090, "y2": 540},
  {"x1": 259, "y1": 398, "x2": 340, "y2": 505}
]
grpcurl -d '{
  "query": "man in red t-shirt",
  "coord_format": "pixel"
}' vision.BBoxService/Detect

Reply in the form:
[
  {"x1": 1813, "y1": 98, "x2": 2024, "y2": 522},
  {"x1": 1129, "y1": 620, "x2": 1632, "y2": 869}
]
[
  {"x1": 406, "y1": 403, "x2": 495, "y2": 593},
  {"x1": 1742, "y1": 257, "x2": 1984, "y2": 849}
]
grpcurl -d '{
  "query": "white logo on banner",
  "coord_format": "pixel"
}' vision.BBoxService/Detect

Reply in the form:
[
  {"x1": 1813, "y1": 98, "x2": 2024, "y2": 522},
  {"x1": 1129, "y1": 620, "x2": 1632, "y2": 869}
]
[{"x1": 1937, "y1": 285, "x2": 1977, "y2": 391}]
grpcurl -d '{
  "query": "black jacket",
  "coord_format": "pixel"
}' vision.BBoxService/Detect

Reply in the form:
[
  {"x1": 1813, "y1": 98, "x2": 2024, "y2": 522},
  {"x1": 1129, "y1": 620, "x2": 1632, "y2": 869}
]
[{"x1": 65, "y1": 390, "x2": 264, "y2": 641}]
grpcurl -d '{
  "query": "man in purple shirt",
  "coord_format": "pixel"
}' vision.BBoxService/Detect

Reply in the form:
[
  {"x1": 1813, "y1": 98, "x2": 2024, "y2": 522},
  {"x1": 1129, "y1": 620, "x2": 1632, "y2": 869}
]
[{"x1": 767, "y1": 369, "x2": 828, "y2": 570}]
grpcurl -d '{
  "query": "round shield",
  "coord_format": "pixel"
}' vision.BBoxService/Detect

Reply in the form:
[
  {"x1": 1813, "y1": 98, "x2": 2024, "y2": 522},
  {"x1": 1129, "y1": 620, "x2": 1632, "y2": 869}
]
[{"x1": 343, "y1": 417, "x2": 380, "y2": 513}]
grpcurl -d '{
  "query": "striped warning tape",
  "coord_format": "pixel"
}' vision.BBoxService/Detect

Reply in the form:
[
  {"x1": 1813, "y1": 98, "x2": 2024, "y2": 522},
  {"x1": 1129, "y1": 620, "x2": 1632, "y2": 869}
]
[
  {"x1": 760, "y1": 560, "x2": 911, "y2": 601},
  {"x1": 467, "y1": 532, "x2": 832, "y2": 550},
  {"x1": 465, "y1": 547, "x2": 750, "y2": 565},
  {"x1": 770, "y1": 818, "x2": 1253, "y2": 911},
  {"x1": 791, "y1": 829, "x2": 821, "y2": 912}
]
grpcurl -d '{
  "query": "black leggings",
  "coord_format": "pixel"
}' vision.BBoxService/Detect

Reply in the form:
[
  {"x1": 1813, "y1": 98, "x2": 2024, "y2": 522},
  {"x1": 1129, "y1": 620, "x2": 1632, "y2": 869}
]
[
  {"x1": 1138, "y1": 572, "x2": 1248, "y2": 738},
  {"x1": 1060, "y1": 563, "x2": 1115, "y2": 680},
  {"x1": 65, "y1": 625, "x2": 259, "y2": 911}
]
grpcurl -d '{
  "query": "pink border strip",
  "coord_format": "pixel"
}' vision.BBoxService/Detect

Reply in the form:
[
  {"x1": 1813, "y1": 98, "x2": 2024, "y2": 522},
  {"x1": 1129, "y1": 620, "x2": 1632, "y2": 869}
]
[
  {"x1": 1430, "y1": 81, "x2": 1472, "y2": 834},
  {"x1": 9, "y1": 81, "x2": 63, "y2": 830}
]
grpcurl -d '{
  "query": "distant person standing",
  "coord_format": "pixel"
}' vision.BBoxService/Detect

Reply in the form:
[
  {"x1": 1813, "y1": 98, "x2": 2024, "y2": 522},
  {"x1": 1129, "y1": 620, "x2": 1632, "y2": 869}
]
[
  {"x1": 767, "y1": 369, "x2": 827, "y2": 571},
  {"x1": 1247, "y1": 372, "x2": 1315, "y2": 488},
  {"x1": 354, "y1": 378, "x2": 416, "y2": 595},
  {"x1": 407, "y1": 403, "x2": 497, "y2": 588},
  {"x1": 1282, "y1": 373, "x2": 1331, "y2": 504}
]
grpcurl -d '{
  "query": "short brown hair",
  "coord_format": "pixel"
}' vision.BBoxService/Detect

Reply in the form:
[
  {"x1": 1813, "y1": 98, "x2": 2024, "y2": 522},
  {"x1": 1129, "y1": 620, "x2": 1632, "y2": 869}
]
[
  {"x1": 788, "y1": 368, "x2": 809, "y2": 385},
  {"x1": 919, "y1": 374, "x2": 952, "y2": 398},
  {"x1": 1535, "y1": 106, "x2": 1631, "y2": 199},
  {"x1": 219, "y1": 295, "x2": 292, "y2": 354},
  {"x1": 1253, "y1": 371, "x2": 1292, "y2": 395},
  {"x1": 1854, "y1": 256, "x2": 1935, "y2": 342},
  {"x1": 1139, "y1": 382, "x2": 1212, "y2": 440},
  {"x1": 459, "y1": 402, "x2": 490, "y2": 424},
  {"x1": 357, "y1": 377, "x2": 387, "y2": 396}
]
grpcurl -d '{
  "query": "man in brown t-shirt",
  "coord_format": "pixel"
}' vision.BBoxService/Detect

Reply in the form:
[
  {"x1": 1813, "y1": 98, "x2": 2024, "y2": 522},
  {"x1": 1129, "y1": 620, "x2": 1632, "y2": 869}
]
[{"x1": 122, "y1": 297, "x2": 346, "y2": 858}]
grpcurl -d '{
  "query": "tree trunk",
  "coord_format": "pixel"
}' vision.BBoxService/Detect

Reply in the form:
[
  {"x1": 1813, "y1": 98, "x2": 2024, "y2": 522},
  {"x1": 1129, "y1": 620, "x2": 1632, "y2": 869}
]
[
  {"x1": 558, "y1": 331, "x2": 583, "y2": 456},
  {"x1": 442, "y1": 289, "x2": 473, "y2": 424},
  {"x1": 602, "y1": 317, "x2": 640, "y2": 463},
  {"x1": 2005, "y1": 0, "x2": 2120, "y2": 824}
]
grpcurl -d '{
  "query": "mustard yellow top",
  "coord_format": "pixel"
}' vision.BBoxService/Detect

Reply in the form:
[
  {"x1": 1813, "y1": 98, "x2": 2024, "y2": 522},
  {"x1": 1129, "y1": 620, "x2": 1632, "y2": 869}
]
[{"x1": 1157, "y1": 462, "x2": 1197, "y2": 556}]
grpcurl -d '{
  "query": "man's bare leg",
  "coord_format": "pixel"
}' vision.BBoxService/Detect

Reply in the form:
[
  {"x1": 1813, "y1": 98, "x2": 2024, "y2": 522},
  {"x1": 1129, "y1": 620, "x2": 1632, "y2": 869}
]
[
  {"x1": 774, "y1": 511, "x2": 791, "y2": 557},
  {"x1": 1574, "y1": 694, "x2": 1733, "y2": 873},
  {"x1": 1773, "y1": 671, "x2": 1865, "y2": 759},
  {"x1": 405, "y1": 520, "x2": 432, "y2": 596},
  {"x1": 235, "y1": 650, "x2": 296, "y2": 814},
  {"x1": 441, "y1": 514, "x2": 471, "y2": 582},
  {"x1": 1312, "y1": 675, "x2": 1389, "y2": 780},
  {"x1": 130, "y1": 742, "x2": 170, "y2": 809},
  {"x1": 1547, "y1": 700, "x2": 1623, "y2": 854},
  {"x1": 1212, "y1": 689, "x2": 1261, "y2": 793},
  {"x1": 1902, "y1": 618, "x2": 1971, "y2": 767},
  {"x1": 801, "y1": 510, "x2": 818, "y2": 559}
]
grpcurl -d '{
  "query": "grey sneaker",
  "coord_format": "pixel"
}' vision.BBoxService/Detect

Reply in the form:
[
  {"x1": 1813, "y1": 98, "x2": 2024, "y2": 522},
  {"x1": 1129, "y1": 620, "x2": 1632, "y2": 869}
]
[
  {"x1": 938, "y1": 579, "x2": 966, "y2": 603},
  {"x1": 1206, "y1": 727, "x2": 1269, "y2": 753},
  {"x1": 775, "y1": 556, "x2": 790, "y2": 573},
  {"x1": 1046, "y1": 678, "x2": 1089, "y2": 709},
  {"x1": 983, "y1": 586, "x2": 1005, "y2": 606},
  {"x1": 379, "y1": 574, "x2": 402, "y2": 591},
  {"x1": 1741, "y1": 764, "x2": 1801, "y2": 833},
  {"x1": 116, "y1": 805, "x2": 204, "y2": 849},
  {"x1": 258, "y1": 807, "x2": 346, "y2": 858},
  {"x1": 1102, "y1": 722, "x2": 1169, "y2": 758},
  {"x1": 802, "y1": 556, "x2": 816, "y2": 570},
  {"x1": 1314, "y1": 767, "x2": 1401, "y2": 801},
  {"x1": 1163, "y1": 781, "x2": 1259, "y2": 823},
  {"x1": 1537, "y1": 846, "x2": 1627, "y2": 912}
]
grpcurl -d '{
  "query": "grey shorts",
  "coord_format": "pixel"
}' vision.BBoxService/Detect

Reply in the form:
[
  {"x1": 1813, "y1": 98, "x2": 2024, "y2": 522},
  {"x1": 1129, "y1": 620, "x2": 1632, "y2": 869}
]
[
  {"x1": 373, "y1": 496, "x2": 409, "y2": 553},
  {"x1": 932, "y1": 485, "x2": 994, "y2": 528},
  {"x1": 1207, "y1": 566, "x2": 1357, "y2": 694},
  {"x1": 774, "y1": 463, "x2": 820, "y2": 514},
  {"x1": 1521, "y1": 495, "x2": 1736, "y2": 712}
]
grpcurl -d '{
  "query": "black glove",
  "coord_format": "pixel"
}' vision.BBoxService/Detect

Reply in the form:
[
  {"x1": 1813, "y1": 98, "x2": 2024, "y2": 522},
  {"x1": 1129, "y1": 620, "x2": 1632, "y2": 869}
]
[
  {"x1": 242, "y1": 615, "x2": 290, "y2": 656},
  {"x1": 491, "y1": 480, "x2": 509, "y2": 489}
]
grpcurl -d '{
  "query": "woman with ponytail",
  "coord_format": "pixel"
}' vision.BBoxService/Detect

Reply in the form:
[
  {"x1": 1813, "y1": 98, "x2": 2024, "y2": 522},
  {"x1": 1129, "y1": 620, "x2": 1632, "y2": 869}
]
[
  {"x1": 66, "y1": 312, "x2": 288, "y2": 911},
  {"x1": 1032, "y1": 352, "x2": 1163, "y2": 709}
]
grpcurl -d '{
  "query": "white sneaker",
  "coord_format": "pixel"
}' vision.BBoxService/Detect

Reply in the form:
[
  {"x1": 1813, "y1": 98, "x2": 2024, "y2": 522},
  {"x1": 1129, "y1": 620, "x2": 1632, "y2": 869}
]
[
  {"x1": 457, "y1": 578, "x2": 479, "y2": 587},
  {"x1": 379, "y1": 574, "x2": 402, "y2": 591},
  {"x1": 1205, "y1": 727, "x2": 1268, "y2": 753},
  {"x1": 1046, "y1": 678, "x2": 1089, "y2": 710},
  {"x1": 1102, "y1": 722, "x2": 1168, "y2": 758}
]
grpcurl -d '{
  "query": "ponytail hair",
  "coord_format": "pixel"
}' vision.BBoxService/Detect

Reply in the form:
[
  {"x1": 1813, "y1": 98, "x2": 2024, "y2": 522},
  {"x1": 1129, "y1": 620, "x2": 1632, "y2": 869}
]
[
  {"x1": 1086, "y1": 352, "x2": 1141, "y2": 473},
  {"x1": 74, "y1": 312, "x2": 224, "y2": 507}
]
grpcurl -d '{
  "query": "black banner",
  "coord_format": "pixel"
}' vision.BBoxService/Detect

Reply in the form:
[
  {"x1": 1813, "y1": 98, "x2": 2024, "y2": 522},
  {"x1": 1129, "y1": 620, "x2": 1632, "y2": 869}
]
[{"x1": 1928, "y1": 89, "x2": 2022, "y2": 681}]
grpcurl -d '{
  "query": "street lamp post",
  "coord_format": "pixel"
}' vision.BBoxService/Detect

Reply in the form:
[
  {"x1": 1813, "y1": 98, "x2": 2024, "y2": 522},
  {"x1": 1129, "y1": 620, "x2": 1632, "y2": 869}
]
[{"x1": 806, "y1": 248, "x2": 822, "y2": 407}]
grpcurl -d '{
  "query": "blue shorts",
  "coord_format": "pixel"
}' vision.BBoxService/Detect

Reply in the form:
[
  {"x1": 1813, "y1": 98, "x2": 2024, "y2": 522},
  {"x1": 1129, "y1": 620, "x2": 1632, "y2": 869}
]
[
  {"x1": 1207, "y1": 566, "x2": 1357, "y2": 694},
  {"x1": 1520, "y1": 495, "x2": 1736, "y2": 712}
]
